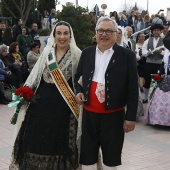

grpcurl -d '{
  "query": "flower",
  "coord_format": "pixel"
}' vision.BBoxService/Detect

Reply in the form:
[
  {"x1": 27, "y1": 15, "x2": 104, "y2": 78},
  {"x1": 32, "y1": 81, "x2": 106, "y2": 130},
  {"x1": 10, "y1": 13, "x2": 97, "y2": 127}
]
[
  {"x1": 8, "y1": 86, "x2": 38, "y2": 125},
  {"x1": 153, "y1": 74, "x2": 162, "y2": 82},
  {"x1": 15, "y1": 87, "x2": 34, "y2": 101}
]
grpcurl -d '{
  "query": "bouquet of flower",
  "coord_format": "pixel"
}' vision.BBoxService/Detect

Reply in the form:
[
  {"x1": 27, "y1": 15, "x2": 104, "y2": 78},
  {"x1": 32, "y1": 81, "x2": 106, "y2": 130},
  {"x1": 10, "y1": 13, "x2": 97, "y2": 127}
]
[
  {"x1": 150, "y1": 72, "x2": 163, "y2": 99},
  {"x1": 8, "y1": 86, "x2": 38, "y2": 125}
]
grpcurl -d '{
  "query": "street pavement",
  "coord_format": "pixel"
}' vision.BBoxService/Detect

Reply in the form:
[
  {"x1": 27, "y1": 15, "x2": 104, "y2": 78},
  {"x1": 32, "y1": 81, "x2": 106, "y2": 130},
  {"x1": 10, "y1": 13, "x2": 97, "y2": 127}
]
[{"x1": 0, "y1": 103, "x2": 170, "y2": 170}]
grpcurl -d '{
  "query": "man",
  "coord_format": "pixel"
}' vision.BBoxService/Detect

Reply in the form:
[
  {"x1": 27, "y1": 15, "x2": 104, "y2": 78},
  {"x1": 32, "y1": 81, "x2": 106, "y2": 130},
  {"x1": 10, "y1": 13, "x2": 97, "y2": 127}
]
[
  {"x1": 74, "y1": 16, "x2": 138, "y2": 170},
  {"x1": 160, "y1": 24, "x2": 169, "y2": 38},
  {"x1": 27, "y1": 42, "x2": 40, "y2": 72},
  {"x1": 152, "y1": 14, "x2": 163, "y2": 25},
  {"x1": 142, "y1": 24, "x2": 164, "y2": 103},
  {"x1": 29, "y1": 23, "x2": 41, "y2": 46},
  {"x1": 125, "y1": 26, "x2": 136, "y2": 52},
  {"x1": 12, "y1": 18, "x2": 22, "y2": 41},
  {"x1": 128, "y1": 10, "x2": 137, "y2": 33}
]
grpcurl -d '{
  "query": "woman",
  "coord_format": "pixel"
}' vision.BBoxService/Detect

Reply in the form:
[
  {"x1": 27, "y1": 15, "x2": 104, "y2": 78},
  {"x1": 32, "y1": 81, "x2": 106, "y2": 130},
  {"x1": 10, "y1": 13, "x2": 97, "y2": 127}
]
[
  {"x1": 144, "y1": 14, "x2": 151, "y2": 39},
  {"x1": 110, "y1": 11, "x2": 120, "y2": 25},
  {"x1": 27, "y1": 42, "x2": 40, "y2": 72},
  {"x1": 116, "y1": 26, "x2": 128, "y2": 48},
  {"x1": 119, "y1": 14, "x2": 128, "y2": 27},
  {"x1": 134, "y1": 14, "x2": 145, "y2": 33},
  {"x1": 7, "y1": 42, "x2": 29, "y2": 82},
  {"x1": 9, "y1": 21, "x2": 81, "y2": 170},
  {"x1": 16, "y1": 26, "x2": 34, "y2": 58},
  {"x1": 145, "y1": 31, "x2": 170, "y2": 126},
  {"x1": 2, "y1": 27, "x2": 14, "y2": 46},
  {"x1": 135, "y1": 33, "x2": 146, "y2": 92},
  {"x1": 0, "y1": 44, "x2": 22, "y2": 88}
]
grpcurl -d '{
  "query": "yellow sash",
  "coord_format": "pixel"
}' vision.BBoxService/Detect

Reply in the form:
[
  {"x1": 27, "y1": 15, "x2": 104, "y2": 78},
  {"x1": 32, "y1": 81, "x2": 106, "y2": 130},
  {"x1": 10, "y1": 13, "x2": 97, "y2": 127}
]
[{"x1": 47, "y1": 48, "x2": 79, "y2": 119}]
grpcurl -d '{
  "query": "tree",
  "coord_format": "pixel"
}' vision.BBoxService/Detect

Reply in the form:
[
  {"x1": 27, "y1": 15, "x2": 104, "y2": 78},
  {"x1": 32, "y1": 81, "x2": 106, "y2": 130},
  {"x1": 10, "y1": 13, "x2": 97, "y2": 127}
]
[
  {"x1": 56, "y1": 5, "x2": 94, "y2": 50},
  {"x1": 38, "y1": 0, "x2": 55, "y2": 15},
  {"x1": 1, "y1": 0, "x2": 34, "y2": 25}
]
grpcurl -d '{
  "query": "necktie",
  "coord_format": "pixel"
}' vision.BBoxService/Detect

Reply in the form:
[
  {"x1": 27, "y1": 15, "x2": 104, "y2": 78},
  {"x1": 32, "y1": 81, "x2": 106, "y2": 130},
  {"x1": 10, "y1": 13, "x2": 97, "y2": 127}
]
[{"x1": 128, "y1": 41, "x2": 132, "y2": 50}]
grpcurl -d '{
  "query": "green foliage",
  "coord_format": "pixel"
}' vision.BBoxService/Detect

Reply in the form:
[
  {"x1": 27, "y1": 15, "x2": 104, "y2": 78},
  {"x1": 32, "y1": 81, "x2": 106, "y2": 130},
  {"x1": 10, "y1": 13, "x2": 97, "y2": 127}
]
[
  {"x1": 38, "y1": 0, "x2": 55, "y2": 15},
  {"x1": 56, "y1": 6, "x2": 94, "y2": 50},
  {"x1": 39, "y1": 28, "x2": 51, "y2": 36}
]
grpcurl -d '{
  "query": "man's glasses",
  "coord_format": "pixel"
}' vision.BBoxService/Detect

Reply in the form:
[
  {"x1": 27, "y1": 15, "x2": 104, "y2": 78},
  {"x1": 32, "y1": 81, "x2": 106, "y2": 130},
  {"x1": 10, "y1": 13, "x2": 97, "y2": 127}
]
[{"x1": 96, "y1": 29, "x2": 117, "y2": 35}]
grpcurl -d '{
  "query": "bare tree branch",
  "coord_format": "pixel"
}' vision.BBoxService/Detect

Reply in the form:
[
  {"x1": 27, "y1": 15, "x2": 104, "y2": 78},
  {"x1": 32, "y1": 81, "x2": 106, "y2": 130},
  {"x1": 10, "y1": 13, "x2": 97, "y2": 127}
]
[{"x1": 1, "y1": 0, "x2": 16, "y2": 18}]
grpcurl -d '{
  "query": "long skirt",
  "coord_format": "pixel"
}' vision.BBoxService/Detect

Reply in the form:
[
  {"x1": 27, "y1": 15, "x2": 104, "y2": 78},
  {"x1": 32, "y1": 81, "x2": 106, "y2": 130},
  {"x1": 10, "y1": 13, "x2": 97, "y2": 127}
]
[
  {"x1": 10, "y1": 80, "x2": 78, "y2": 170},
  {"x1": 145, "y1": 75, "x2": 170, "y2": 126}
]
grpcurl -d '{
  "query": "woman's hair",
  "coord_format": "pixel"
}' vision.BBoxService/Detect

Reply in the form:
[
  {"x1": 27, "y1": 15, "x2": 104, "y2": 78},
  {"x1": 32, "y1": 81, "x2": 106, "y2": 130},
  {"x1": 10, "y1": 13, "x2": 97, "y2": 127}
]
[
  {"x1": 9, "y1": 42, "x2": 19, "y2": 53},
  {"x1": 121, "y1": 14, "x2": 127, "y2": 20},
  {"x1": 144, "y1": 14, "x2": 150, "y2": 22},
  {"x1": 30, "y1": 42, "x2": 39, "y2": 50},
  {"x1": 53, "y1": 21, "x2": 71, "y2": 38},
  {"x1": 136, "y1": 32, "x2": 144, "y2": 42},
  {"x1": 0, "y1": 44, "x2": 8, "y2": 53},
  {"x1": 2, "y1": 27, "x2": 13, "y2": 39},
  {"x1": 21, "y1": 26, "x2": 29, "y2": 35}
]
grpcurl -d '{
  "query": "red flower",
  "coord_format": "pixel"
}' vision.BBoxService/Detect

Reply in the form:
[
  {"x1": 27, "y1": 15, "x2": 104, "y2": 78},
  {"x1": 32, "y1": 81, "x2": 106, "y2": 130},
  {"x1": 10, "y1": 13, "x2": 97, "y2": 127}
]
[
  {"x1": 15, "y1": 87, "x2": 34, "y2": 101},
  {"x1": 153, "y1": 74, "x2": 161, "y2": 82}
]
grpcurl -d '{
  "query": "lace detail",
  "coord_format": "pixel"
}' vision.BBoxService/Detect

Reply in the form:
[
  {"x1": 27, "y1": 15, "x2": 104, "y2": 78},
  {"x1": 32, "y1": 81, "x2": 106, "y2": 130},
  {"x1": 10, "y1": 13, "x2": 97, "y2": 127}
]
[
  {"x1": 158, "y1": 75, "x2": 170, "y2": 92},
  {"x1": 43, "y1": 49, "x2": 72, "y2": 83},
  {"x1": 95, "y1": 83, "x2": 105, "y2": 103}
]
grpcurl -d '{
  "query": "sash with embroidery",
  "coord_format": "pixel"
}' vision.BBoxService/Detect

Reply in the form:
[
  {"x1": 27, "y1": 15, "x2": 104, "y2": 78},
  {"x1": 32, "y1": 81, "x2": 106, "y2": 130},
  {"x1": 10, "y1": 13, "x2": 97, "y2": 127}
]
[{"x1": 46, "y1": 48, "x2": 79, "y2": 119}]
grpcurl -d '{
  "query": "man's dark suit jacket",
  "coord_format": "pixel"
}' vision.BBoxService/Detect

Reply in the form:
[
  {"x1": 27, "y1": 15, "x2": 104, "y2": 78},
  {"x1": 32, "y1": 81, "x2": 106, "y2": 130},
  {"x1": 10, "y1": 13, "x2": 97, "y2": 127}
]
[{"x1": 74, "y1": 43, "x2": 139, "y2": 121}]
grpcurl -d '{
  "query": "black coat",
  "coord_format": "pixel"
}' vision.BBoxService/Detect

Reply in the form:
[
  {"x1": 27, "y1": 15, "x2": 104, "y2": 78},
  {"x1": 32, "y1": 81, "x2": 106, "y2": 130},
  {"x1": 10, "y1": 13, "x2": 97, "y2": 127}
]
[{"x1": 74, "y1": 43, "x2": 139, "y2": 121}]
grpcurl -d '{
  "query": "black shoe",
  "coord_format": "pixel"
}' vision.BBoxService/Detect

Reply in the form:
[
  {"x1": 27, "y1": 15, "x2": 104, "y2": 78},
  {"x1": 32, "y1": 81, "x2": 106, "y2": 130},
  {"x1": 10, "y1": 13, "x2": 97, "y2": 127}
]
[
  {"x1": 143, "y1": 99, "x2": 148, "y2": 104},
  {"x1": 0, "y1": 99, "x2": 9, "y2": 105}
]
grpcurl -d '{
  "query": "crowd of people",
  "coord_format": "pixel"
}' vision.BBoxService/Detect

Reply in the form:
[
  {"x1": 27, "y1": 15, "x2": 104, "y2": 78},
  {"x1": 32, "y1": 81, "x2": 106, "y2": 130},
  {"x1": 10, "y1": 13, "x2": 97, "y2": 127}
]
[{"x1": 0, "y1": 7, "x2": 170, "y2": 170}]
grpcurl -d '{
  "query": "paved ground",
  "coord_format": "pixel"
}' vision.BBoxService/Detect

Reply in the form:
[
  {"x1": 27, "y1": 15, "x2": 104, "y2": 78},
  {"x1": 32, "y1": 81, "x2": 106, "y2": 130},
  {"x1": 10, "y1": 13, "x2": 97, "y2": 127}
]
[{"x1": 0, "y1": 103, "x2": 170, "y2": 170}]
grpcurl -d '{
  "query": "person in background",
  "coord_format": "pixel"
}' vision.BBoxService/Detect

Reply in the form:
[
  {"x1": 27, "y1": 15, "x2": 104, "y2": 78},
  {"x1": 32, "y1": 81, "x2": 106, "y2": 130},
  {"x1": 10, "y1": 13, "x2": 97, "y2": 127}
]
[
  {"x1": 134, "y1": 14, "x2": 145, "y2": 33},
  {"x1": 16, "y1": 26, "x2": 34, "y2": 59},
  {"x1": 152, "y1": 14, "x2": 163, "y2": 25},
  {"x1": 144, "y1": 14, "x2": 152, "y2": 39},
  {"x1": 0, "y1": 44, "x2": 22, "y2": 88},
  {"x1": 142, "y1": 24, "x2": 164, "y2": 103},
  {"x1": 125, "y1": 26, "x2": 136, "y2": 52},
  {"x1": 160, "y1": 24, "x2": 169, "y2": 39},
  {"x1": 12, "y1": 18, "x2": 22, "y2": 41},
  {"x1": 119, "y1": 14, "x2": 128, "y2": 27},
  {"x1": 128, "y1": 10, "x2": 138, "y2": 33},
  {"x1": 74, "y1": 16, "x2": 138, "y2": 170},
  {"x1": 135, "y1": 33, "x2": 146, "y2": 92},
  {"x1": 7, "y1": 42, "x2": 29, "y2": 82},
  {"x1": 29, "y1": 22, "x2": 41, "y2": 46},
  {"x1": 160, "y1": 13, "x2": 167, "y2": 25},
  {"x1": 0, "y1": 55, "x2": 18, "y2": 88},
  {"x1": 2, "y1": 27, "x2": 14, "y2": 46},
  {"x1": 110, "y1": 11, "x2": 120, "y2": 25},
  {"x1": 116, "y1": 26, "x2": 128, "y2": 48},
  {"x1": 145, "y1": 30, "x2": 170, "y2": 126},
  {"x1": 27, "y1": 42, "x2": 40, "y2": 72},
  {"x1": 48, "y1": 9, "x2": 56, "y2": 29}
]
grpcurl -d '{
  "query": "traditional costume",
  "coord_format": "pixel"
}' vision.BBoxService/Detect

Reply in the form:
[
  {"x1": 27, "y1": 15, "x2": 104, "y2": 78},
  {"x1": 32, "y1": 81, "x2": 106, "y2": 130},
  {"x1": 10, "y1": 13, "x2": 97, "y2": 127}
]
[
  {"x1": 145, "y1": 31, "x2": 170, "y2": 126},
  {"x1": 9, "y1": 22, "x2": 81, "y2": 170}
]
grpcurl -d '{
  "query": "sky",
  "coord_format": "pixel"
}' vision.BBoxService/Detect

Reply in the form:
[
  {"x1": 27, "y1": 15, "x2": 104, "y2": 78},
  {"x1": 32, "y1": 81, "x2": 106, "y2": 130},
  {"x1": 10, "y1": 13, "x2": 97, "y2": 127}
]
[{"x1": 56, "y1": 0, "x2": 170, "y2": 17}]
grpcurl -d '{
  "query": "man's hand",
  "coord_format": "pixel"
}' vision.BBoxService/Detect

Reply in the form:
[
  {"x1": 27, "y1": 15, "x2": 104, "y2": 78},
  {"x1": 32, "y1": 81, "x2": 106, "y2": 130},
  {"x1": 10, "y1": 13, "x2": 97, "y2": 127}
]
[
  {"x1": 123, "y1": 120, "x2": 136, "y2": 133},
  {"x1": 75, "y1": 93, "x2": 86, "y2": 105},
  {"x1": 155, "y1": 49, "x2": 162, "y2": 54},
  {"x1": 6, "y1": 71, "x2": 12, "y2": 76}
]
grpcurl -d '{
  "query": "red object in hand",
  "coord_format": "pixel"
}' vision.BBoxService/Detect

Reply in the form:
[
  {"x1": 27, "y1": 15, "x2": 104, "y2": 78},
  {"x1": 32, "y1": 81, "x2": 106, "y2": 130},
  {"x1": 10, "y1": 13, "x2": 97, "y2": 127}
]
[
  {"x1": 15, "y1": 87, "x2": 34, "y2": 101},
  {"x1": 153, "y1": 74, "x2": 161, "y2": 82}
]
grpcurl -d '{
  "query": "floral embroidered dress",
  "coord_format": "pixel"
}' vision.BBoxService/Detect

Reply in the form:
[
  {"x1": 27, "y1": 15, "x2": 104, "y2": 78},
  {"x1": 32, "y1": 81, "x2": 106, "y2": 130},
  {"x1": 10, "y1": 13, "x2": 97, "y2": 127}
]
[{"x1": 145, "y1": 49, "x2": 170, "y2": 126}]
